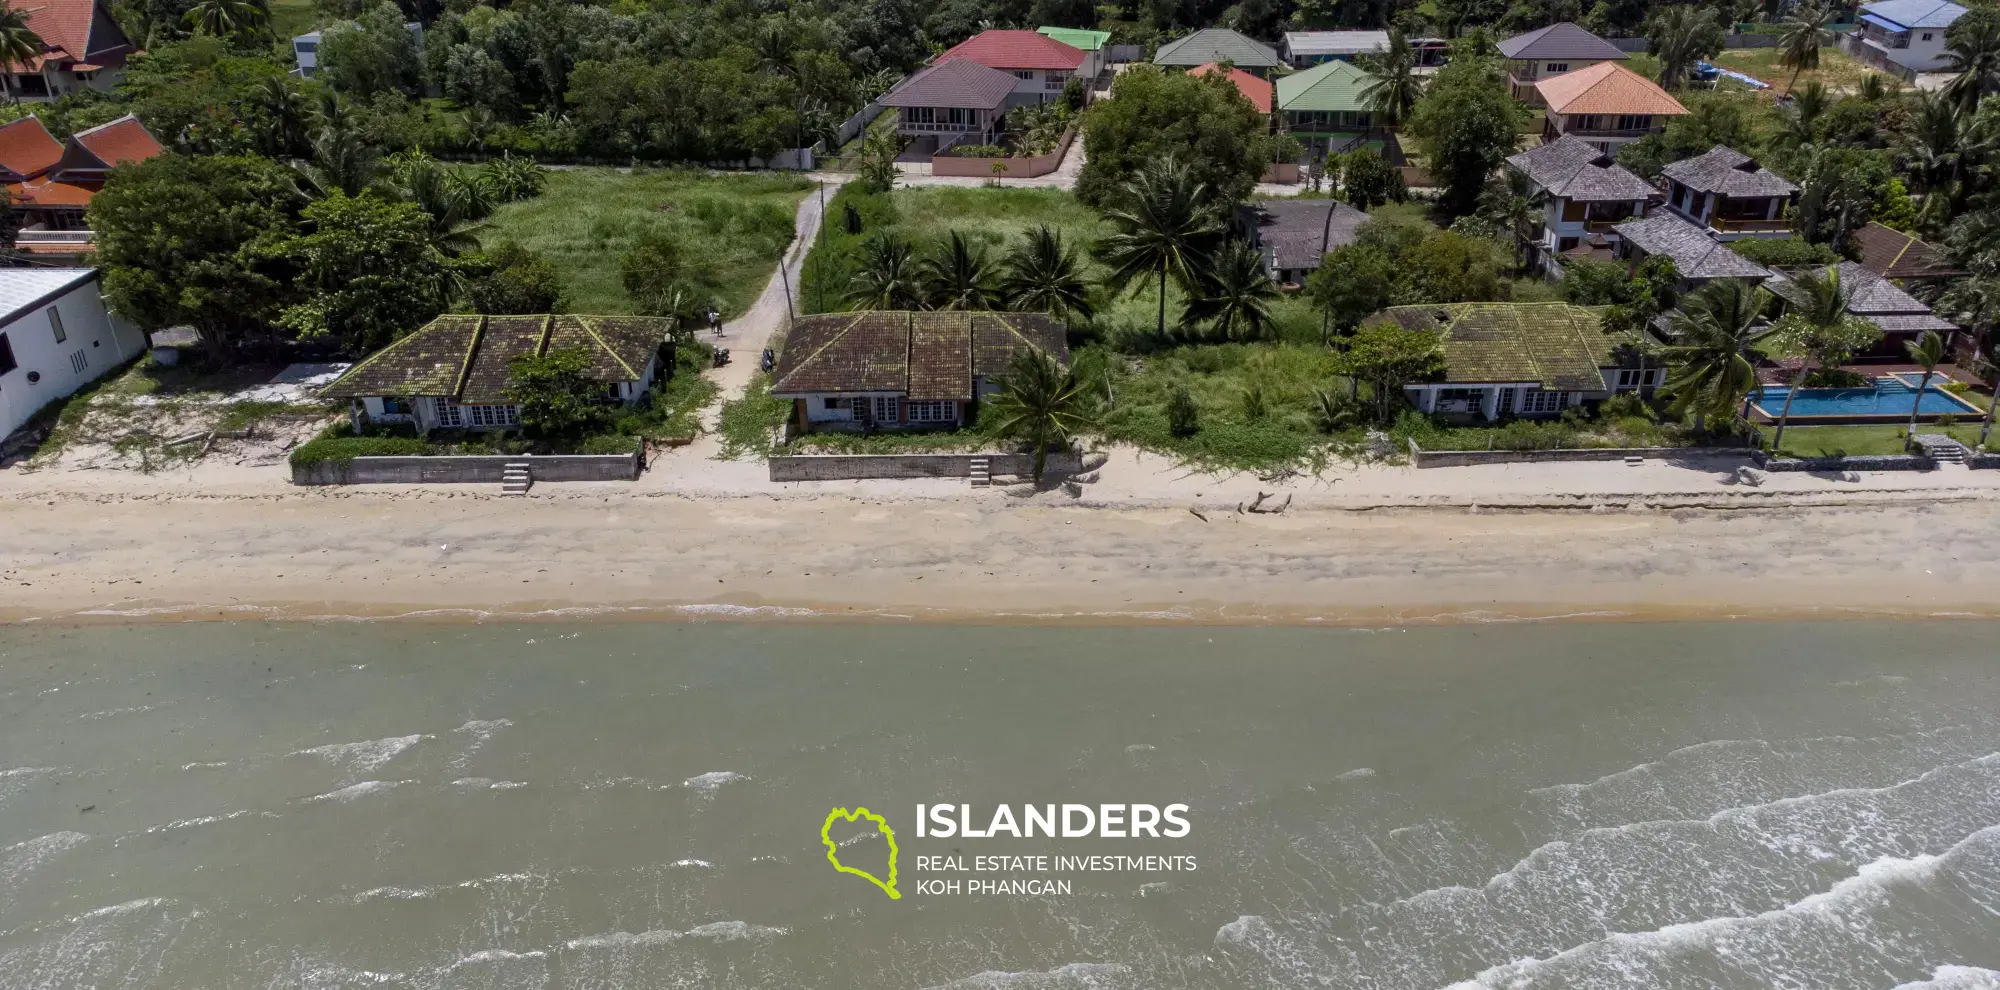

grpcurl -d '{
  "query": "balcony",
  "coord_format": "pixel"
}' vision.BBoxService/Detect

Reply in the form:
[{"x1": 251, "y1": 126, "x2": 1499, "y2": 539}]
[
  {"x1": 1557, "y1": 126, "x2": 1661, "y2": 139},
  {"x1": 1710, "y1": 217, "x2": 1791, "y2": 233}
]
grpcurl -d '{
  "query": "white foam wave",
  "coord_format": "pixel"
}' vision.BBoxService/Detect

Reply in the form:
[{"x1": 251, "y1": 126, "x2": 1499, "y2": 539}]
[
  {"x1": 448, "y1": 719, "x2": 513, "y2": 771},
  {"x1": 73, "y1": 897, "x2": 173, "y2": 922},
  {"x1": 353, "y1": 886, "x2": 435, "y2": 903},
  {"x1": 674, "y1": 603, "x2": 822, "y2": 617},
  {"x1": 143, "y1": 810, "x2": 262, "y2": 833},
  {"x1": 921, "y1": 962, "x2": 1133, "y2": 989},
  {"x1": 304, "y1": 780, "x2": 416, "y2": 803},
  {"x1": 671, "y1": 858, "x2": 715, "y2": 869},
  {"x1": 1124, "y1": 744, "x2": 1156, "y2": 753},
  {"x1": 73, "y1": 705, "x2": 156, "y2": 721},
  {"x1": 452, "y1": 948, "x2": 547, "y2": 967},
  {"x1": 448, "y1": 777, "x2": 527, "y2": 791},
  {"x1": 1892, "y1": 965, "x2": 2000, "y2": 990},
  {"x1": 179, "y1": 761, "x2": 229, "y2": 770},
  {"x1": 563, "y1": 920, "x2": 786, "y2": 950},
  {"x1": 294, "y1": 734, "x2": 431, "y2": 774},
  {"x1": 2, "y1": 831, "x2": 89, "y2": 881},
  {"x1": 683, "y1": 770, "x2": 749, "y2": 794},
  {"x1": 1337, "y1": 767, "x2": 1378, "y2": 780}
]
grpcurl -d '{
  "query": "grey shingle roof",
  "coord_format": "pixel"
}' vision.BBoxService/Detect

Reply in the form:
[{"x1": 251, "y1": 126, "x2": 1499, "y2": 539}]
[
  {"x1": 1240, "y1": 199, "x2": 1369, "y2": 272},
  {"x1": 1661, "y1": 146, "x2": 1800, "y2": 199},
  {"x1": 1507, "y1": 135, "x2": 1658, "y2": 202},
  {"x1": 1496, "y1": 22, "x2": 1628, "y2": 61},
  {"x1": 771, "y1": 312, "x2": 1068, "y2": 400},
  {"x1": 1154, "y1": 28, "x2": 1282, "y2": 68},
  {"x1": 1613, "y1": 213, "x2": 1774, "y2": 280},
  {"x1": 1761, "y1": 261, "x2": 1957, "y2": 334},
  {"x1": 321, "y1": 315, "x2": 668, "y2": 403},
  {"x1": 880, "y1": 60, "x2": 1018, "y2": 110}
]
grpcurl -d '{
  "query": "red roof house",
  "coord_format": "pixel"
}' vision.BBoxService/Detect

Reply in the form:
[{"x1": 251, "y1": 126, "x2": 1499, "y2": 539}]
[
  {"x1": 937, "y1": 29, "x2": 1086, "y2": 71},
  {"x1": 2, "y1": 0, "x2": 138, "y2": 102},
  {"x1": 5, "y1": 114, "x2": 165, "y2": 242},
  {"x1": 1190, "y1": 62, "x2": 1273, "y2": 113},
  {"x1": 52, "y1": 114, "x2": 164, "y2": 181},
  {"x1": 0, "y1": 116, "x2": 65, "y2": 182}
]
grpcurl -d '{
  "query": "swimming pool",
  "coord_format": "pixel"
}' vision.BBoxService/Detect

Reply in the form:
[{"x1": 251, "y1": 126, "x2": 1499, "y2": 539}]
[{"x1": 1750, "y1": 375, "x2": 1985, "y2": 421}]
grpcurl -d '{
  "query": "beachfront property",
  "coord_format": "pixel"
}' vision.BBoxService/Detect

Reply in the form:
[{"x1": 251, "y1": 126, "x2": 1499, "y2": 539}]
[
  {"x1": 1, "y1": 114, "x2": 163, "y2": 253},
  {"x1": 935, "y1": 29, "x2": 1088, "y2": 107},
  {"x1": 320, "y1": 315, "x2": 673, "y2": 433},
  {"x1": 880, "y1": 60, "x2": 1017, "y2": 151},
  {"x1": 0, "y1": 0, "x2": 136, "y2": 102},
  {"x1": 1851, "y1": 222, "x2": 1965, "y2": 284},
  {"x1": 1189, "y1": 62, "x2": 1273, "y2": 115},
  {"x1": 1611, "y1": 212, "x2": 1776, "y2": 290},
  {"x1": 1498, "y1": 22, "x2": 1628, "y2": 104},
  {"x1": 1153, "y1": 28, "x2": 1283, "y2": 76},
  {"x1": 1764, "y1": 261, "x2": 1960, "y2": 358},
  {"x1": 1235, "y1": 199, "x2": 1369, "y2": 286},
  {"x1": 1659, "y1": 147, "x2": 1799, "y2": 241},
  {"x1": 1372, "y1": 302, "x2": 1664, "y2": 420},
  {"x1": 0, "y1": 268, "x2": 148, "y2": 441},
  {"x1": 1842, "y1": 0, "x2": 1969, "y2": 78},
  {"x1": 770, "y1": 311, "x2": 1069, "y2": 433},
  {"x1": 1275, "y1": 59, "x2": 1381, "y2": 154},
  {"x1": 1536, "y1": 61, "x2": 1686, "y2": 154},
  {"x1": 1505, "y1": 134, "x2": 1660, "y2": 273}
]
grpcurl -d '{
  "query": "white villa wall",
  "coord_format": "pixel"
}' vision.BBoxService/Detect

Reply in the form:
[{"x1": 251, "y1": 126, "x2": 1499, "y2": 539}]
[{"x1": 0, "y1": 276, "x2": 145, "y2": 439}]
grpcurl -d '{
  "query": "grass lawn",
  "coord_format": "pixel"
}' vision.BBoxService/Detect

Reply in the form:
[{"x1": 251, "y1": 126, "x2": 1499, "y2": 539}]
[
  {"x1": 268, "y1": 0, "x2": 320, "y2": 40},
  {"x1": 1709, "y1": 47, "x2": 1877, "y2": 93},
  {"x1": 1769, "y1": 423, "x2": 1989, "y2": 457},
  {"x1": 481, "y1": 168, "x2": 813, "y2": 317}
]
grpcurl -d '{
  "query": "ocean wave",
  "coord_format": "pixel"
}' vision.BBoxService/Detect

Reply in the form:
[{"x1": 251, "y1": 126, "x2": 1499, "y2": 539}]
[
  {"x1": 451, "y1": 948, "x2": 547, "y2": 967},
  {"x1": 180, "y1": 761, "x2": 230, "y2": 771},
  {"x1": 1337, "y1": 768, "x2": 1378, "y2": 780},
  {"x1": 923, "y1": 962, "x2": 1134, "y2": 989},
  {"x1": 1, "y1": 831, "x2": 89, "y2": 882},
  {"x1": 294, "y1": 734, "x2": 431, "y2": 775},
  {"x1": 448, "y1": 719, "x2": 513, "y2": 772},
  {"x1": 72, "y1": 897, "x2": 173, "y2": 922},
  {"x1": 142, "y1": 810, "x2": 267, "y2": 833},
  {"x1": 1892, "y1": 965, "x2": 2000, "y2": 990},
  {"x1": 683, "y1": 770, "x2": 749, "y2": 794},
  {"x1": 73, "y1": 705, "x2": 157, "y2": 721},
  {"x1": 670, "y1": 858, "x2": 715, "y2": 869},
  {"x1": 448, "y1": 777, "x2": 527, "y2": 792},
  {"x1": 673, "y1": 603, "x2": 822, "y2": 618},
  {"x1": 304, "y1": 780, "x2": 416, "y2": 803},
  {"x1": 353, "y1": 886, "x2": 435, "y2": 903},
  {"x1": 1124, "y1": 744, "x2": 1156, "y2": 753},
  {"x1": 563, "y1": 920, "x2": 786, "y2": 951}
]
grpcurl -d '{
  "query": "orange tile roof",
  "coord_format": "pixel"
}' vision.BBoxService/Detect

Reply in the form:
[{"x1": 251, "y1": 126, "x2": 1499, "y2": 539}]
[
  {"x1": 2, "y1": 0, "x2": 131, "y2": 73},
  {"x1": 68, "y1": 115, "x2": 163, "y2": 168},
  {"x1": 0, "y1": 117, "x2": 63, "y2": 179},
  {"x1": 1190, "y1": 62, "x2": 1273, "y2": 113},
  {"x1": 7, "y1": 178, "x2": 97, "y2": 207},
  {"x1": 1535, "y1": 61, "x2": 1687, "y2": 117}
]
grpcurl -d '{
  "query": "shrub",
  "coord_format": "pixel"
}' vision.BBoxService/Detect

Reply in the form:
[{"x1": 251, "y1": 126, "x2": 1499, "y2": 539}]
[
  {"x1": 289, "y1": 435, "x2": 434, "y2": 467},
  {"x1": 1596, "y1": 392, "x2": 1655, "y2": 421},
  {"x1": 580, "y1": 434, "x2": 643, "y2": 455},
  {"x1": 1166, "y1": 387, "x2": 1201, "y2": 436},
  {"x1": 1728, "y1": 237, "x2": 1840, "y2": 268},
  {"x1": 1803, "y1": 367, "x2": 1870, "y2": 388}
]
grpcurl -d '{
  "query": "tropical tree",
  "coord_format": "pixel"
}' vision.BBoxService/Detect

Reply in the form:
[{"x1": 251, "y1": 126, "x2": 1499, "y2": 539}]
[
  {"x1": 916, "y1": 231, "x2": 999, "y2": 311},
  {"x1": 1183, "y1": 240, "x2": 1280, "y2": 341},
  {"x1": 1405, "y1": 51, "x2": 1523, "y2": 217},
  {"x1": 1094, "y1": 156, "x2": 1225, "y2": 339},
  {"x1": 987, "y1": 348, "x2": 1099, "y2": 485},
  {"x1": 293, "y1": 123, "x2": 385, "y2": 199},
  {"x1": 0, "y1": 6, "x2": 43, "y2": 105},
  {"x1": 1773, "y1": 80, "x2": 1828, "y2": 151},
  {"x1": 1357, "y1": 28, "x2": 1425, "y2": 129},
  {"x1": 848, "y1": 232, "x2": 924, "y2": 310},
  {"x1": 1763, "y1": 266, "x2": 1882, "y2": 449},
  {"x1": 1663, "y1": 280, "x2": 1773, "y2": 432},
  {"x1": 251, "y1": 76, "x2": 315, "y2": 159},
  {"x1": 999, "y1": 225, "x2": 1095, "y2": 323},
  {"x1": 1904, "y1": 329, "x2": 1948, "y2": 436},
  {"x1": 1646, "y1": 4, "x2": 1724, "y2": 91},
  {"x1": 1478, "y1": 171, "x2": 1542, "y2": 272},
  {"x1": 508, "y1": 347, "x2": 606, "y2": 440},
  {"x1": 1340, "y1": 321, "x2": 1446, "y2": 422},
  {"x1": 183, "y1": 0, "x2": 267, "y2": 39},
  {"x1": 1777, "y1": 2, "x2": 1831, "y2": 96},
  {"x1": 396, "y1": 160, "x2": 495, "y2": 257},
  {"x1": 1942, "y1": 6, "x2": 2000, "y2": 115}
]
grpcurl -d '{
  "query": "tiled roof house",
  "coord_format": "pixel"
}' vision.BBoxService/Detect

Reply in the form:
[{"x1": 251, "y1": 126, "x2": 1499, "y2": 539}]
[
  {"x1": 936, "y1": 29, "x2": 1088, "y2": 106},
  {"x1": 1153, "y1": 28, "x2": 1282, "y2": 72},
  {"x1": 1235, "y1": 199, "x2": 1369, "y2": 284},
  {"x1": 2, "y1": 114, "x2": 164, "y2": 250},
  {"x1": 1498, "y1": 22, "x2": 1627, "y2": 102},
  {"x1": 1659, "y1": 146, "x2": 1799, "y2": 241},
  {"x1": 1189, "y1": 62, "x2": 1272, "y2": 113},
  {"x1": 1536, "y1": 61, "x2": 1687, "y2": 153},
  {"x1": 1612, "y1": 212, "x2": 1776, "y2": 285},
  {"x1": 1373, "y1": 301, "x2": 1664, "y2": 419},
  {"x1": 1274, "y1": 58, "x2": 1381, "y2": 147},
  {"x1": 1506, "y1": 134, "x2": 1659, "y2": 271},
  {"x1": 881, "y1": 60, "x2": 1019, "y2": 148},
  {"x1": 1, "y1": 0, "x2": 137, "y2": 102},
  {"x1": 770, "y1": 311, "x2": 1069, "y2": 432},
  {"x1": 1851, "y1": 222, "x2": 1963, "y2": 283}
]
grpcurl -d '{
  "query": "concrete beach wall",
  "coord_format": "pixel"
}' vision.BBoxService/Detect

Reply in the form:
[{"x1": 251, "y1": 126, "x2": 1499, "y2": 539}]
[{"x1": 292, "y1": 452, "x2": 641, "y2": 485}]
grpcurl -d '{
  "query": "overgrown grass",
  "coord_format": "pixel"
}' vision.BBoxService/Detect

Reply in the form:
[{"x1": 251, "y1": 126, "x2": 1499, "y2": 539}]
[
  {"x1": 1709, "y1": 47, "x2": 1875, "y2": 92},
  {"x1": 715, "y1": 374, "x2": 793, "y2": 459},
  {"x1": 1096, "y1": 343, "x2": 1360, "y2": 473},
  {"x1": 481, "y1": 167, "x2": 812, "y2": 316},
  {"x1": 604, "y1": 343, "x2": 719, "y2": 444},
  {"x1": 268, "y1": 0, "x2": 321, "y2": 40}
]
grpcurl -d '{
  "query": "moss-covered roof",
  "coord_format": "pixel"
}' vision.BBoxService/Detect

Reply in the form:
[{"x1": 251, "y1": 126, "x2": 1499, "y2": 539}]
[
  {"x1": 1373, "y1": 302, "x2": 1647, "y2": 390},
  {"x1": 772, "y1": 311, "x2": 1068, "y2": 400},
  {"x1": 321, "y1": 315, "x2": 670, "y2": 403}
]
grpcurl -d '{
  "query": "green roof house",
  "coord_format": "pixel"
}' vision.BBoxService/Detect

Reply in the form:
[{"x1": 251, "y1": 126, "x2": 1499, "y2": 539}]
[
  {"x1": 1275, "y1": 59, "x2": 1381, "y2": 148},
  {"x1": 1036, "y1": 26, "x2": 1111, "y2": 51},
  {"x1": 1368, "y1": 302, "x2": 1663, "y2": 419},
  {"x1": 1153, "y1": 28, "x2": 1282, "y2": 72}
]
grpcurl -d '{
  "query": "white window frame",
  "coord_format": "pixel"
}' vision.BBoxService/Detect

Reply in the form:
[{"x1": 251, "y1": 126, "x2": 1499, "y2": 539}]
[
  {"x1": 1518, "y1": 388, "x2": 1567, "y2": 414},
  {"x1": 906, "y1": 400, "x2": 954, "y2": 424},
  {"x1": 434, "y1": 399, "x2": 462, "y2": 428},
  {"x1": 872, "y1": 396, "x2": 900, "y2": 424}
]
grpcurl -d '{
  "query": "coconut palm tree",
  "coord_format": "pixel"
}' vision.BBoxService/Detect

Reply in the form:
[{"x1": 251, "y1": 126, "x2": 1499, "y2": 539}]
[
  {"x1": 292, "y1": 126, "x2": 385, "y2": 198},
  {"x1": 252, "y1": 76, "x2": 315, "y2": 159},
  {"x1": 1357, "y1": 28, "x2": 1425, "y2": 129},
  {"x1": 1095, "y1": 156, "x2": 1225, "y2": 340},
  {"x1": 1904, "y1": 329, "x2": 1949, "y2": 436},
  {"x1": 847, "y1": 232, "x2": 923, "y2": 310},
  {"x1": 1942, "y1": 9, "x2": 2000, "y2": 115},
  {"x1": 916, "y1": 231, "x2": 999, "y2": 311},
  {"x1": 1773, "y1": 80, "x2": 1828, "y2": 151},
  {"x1": 1647, "y1": 4, "x2": 1721, "y2": 91},
  {"x1": 999, "y1": 225, "x2": 1095, "y2": 323},
  {"x1": 1478, "y1": 171, "x2": 1543, "y2": 273},
  {"x1": 987, "y1": 348, "x2": 1098, "y2": 486},
  {"x1": 398, "y1": 160, "x2": 494, "y2": 257},
  {"x1": 1764, "y1": 266, "x2": 1881, "y2": 450},
  {"x1": 1664, "y1": 280, "x2": 1773, "y2": 433},
  {"x1": 1777, "y1": 2, "x2": 1831, "y2": 96},
  {"x1": 0, "y1": 6, "x2": 44, "y2": 105},
  {"x1": 184, "y1": 0, "x2": 268, "y2": 39},
  {"x1": 1182, "y1": 241, "x2": 1280, "y2": 341}
]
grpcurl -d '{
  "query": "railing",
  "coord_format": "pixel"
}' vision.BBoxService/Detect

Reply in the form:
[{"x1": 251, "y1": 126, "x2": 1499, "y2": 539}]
[
  {"x1": 1583, "y1": 219, "x2": 1635, "y2": 233},
  {"x1": 1557, "y1": 126, "x2": 1661, "y2": 139},
  {"x1": 15, "y1": 229, "x2": 93, "y2": 245},
  {"x1": 1711, "y1": 217, "x2": 1791, "y2": 233}
]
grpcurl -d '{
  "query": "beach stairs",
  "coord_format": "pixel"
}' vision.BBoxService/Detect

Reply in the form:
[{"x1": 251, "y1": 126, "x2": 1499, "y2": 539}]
[
  {"x1": 1912, "y1": 434, "x2": 1967, "y2": 465},
  {"x1": 501, "y1": 462, "x2": 533, "y2": 496},
  {"x1": 968, "y1": 457, "x2": 992, "y2": 487}
]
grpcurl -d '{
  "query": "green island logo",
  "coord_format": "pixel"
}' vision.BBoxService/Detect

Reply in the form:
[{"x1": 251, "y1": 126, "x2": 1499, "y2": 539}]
[{"x1": 822, "y1": 806, "x2": 900, "y2": 899}]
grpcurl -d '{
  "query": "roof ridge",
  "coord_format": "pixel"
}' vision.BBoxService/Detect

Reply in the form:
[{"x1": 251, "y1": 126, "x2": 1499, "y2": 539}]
[
  {"x1": 573, "y1": 315, "x2": 643, "y2": 380},
  {"x1": 453, "y1": 315, "x2": 487, "y2": 400},
  {"x1": 71, "y1": 114, "x2": 139, "y2": 138}
]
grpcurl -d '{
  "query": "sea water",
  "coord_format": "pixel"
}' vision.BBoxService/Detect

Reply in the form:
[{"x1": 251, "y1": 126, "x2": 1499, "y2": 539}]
[{"x1": 1, "y1": 621, "x2": 1997, "y2": 989}]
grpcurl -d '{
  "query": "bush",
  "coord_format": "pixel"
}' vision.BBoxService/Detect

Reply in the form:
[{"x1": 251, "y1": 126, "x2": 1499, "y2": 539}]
[
  {"x1": 1166, "y1": 387, "x2": 1201, "y2": 436},
  {"x1": 1729, "y1": 237, "x2": 1841, "y2": 268},
  {"x1": 1596, "y1": 392, "x2": 1656, "y2": 421},
  {"x1": 1803, "y1": 367, "x2": 1870, "y2": 388},
  {"x1": 289, "y1": 434, "x2": 434, "y2": 467},
  {"x1": 579, "y1": 434, "x2": 643, "y2": 455}
]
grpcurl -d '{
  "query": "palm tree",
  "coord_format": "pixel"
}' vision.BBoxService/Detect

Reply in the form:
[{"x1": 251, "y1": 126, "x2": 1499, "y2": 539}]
[
  {"x1": 1095, "y1": 156, "x2": 1225, "y2": 340},
  {"x1": 1774, "y1": 80, "x2": 1828, "y2": 150},
  {"x1": 1183, "y1": 240, "x2": 1279, "y2": 341},
  {"x1": 1902, "y1": 91, "x2": 1968, "y2": 224},
  {"x1": 252, "y1": 76, "x2": 314, "y2": 159},
  {"x1": 847, "y1": 232, "x2": 923, "y2": 310},
  {"x1": 1664, "y1": 280, "x2": 1773, "y2": 433},
  {"x1": 916, "y1": 231, "x2": 998, "y2": 311},
  {"x1": 999, "y1": 225, "x2": 1095, "y2": 323},
  {"x1": 398, "y1": 161, "x2": 494, "y2": 257},
  {"x1": 1478, "y1": 171, "x2": 1542, "y2": 272},
  {"x1": 184, "y1": 0, "x2": 268, "y2": 38},
  {"x1": 1647, "y1": 4, "x2": 1720, "y2": 91},
  {"x1": 1904, "y1": 329, "x2": 1948, "y2": 436},
  {"x1": 1941, "y1": 9, "x2": 2000, "y2": 115},
  {"x1": 0, "y1": 6, "x2": 44, "y2": 105},
  {"x1": 1777, "y1": 2, "x2": 1831, "y2": 96},
  {"x1": 987, "y1": 348, "x2": 1098, "y2": 486},
  {"x1": 1764, "y1": 266, "x2": 1881, "y2": 450},
  {"x1": 293, "y1": 126, "x2": 384, "y2": 198},
  {"x1": 1357, "y1": 29, "x2": 1424, "y2": 129}
]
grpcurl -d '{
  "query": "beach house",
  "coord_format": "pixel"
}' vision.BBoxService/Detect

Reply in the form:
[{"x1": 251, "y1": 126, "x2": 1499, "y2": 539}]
[
  {"x1": 1505, "y1": 134, "x2": 1660, "y2": 272},
  {"x1": 1850, "y1": 222, "x2": 1964, "y2": 284},
  {"x1": 1536, "y1": 62, "x2": 1686, "y2": 154},
  {"x1": 1235, "y1": 199, "x2": 1369, "y2": 286},
  {"x1": 1371, "y1": 302, "x2": 1664, "y2": 420},
  {"x1": 320, "y1": 315, "x2": 672, "y2": 433},
  {"x1": 1498, "y1": 22, "x2": 1628, "y2": 103},
  {"x1": 1843, "y1": 0, "x2": 1968, "y2": 78},
  {"x1": 935, "y1": 30, "x2": 1087, "y2": 107},
  {"x1": 1611, "y1": 212, "x2": 1776, "y2": 290},
  {"x1": 770, "y1": 311, "x2": 1068, "y2": 433},
  {"x1": 0, "y1": 0, "x2": 136, "y2": 102},
  {"x1": 1659, "y1": 147, "x2": 1799, "y2": 241},
  {"x1": 1, "y1": 114, "x2": 164, "y2": 257},
  {"x1": 1764, "y1": 261, "x2": 1959, "y2": 357},
  {"x1": 0, "y1": 268, "x2": 148, "y2": 442}
]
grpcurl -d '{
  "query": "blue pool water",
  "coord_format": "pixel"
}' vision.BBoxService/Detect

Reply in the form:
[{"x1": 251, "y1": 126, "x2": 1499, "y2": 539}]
[{"x1": 1753, "y1": 378, "x2": 1979, "y2": 417}]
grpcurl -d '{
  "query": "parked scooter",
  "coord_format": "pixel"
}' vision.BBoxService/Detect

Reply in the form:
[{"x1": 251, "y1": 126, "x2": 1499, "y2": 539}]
[
  {"x1": 713, "y1": 348, "x2": 731, "y2": 367},
  {"x1": 760, "y1": 348, "x2": 775, "y2": 372}
]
